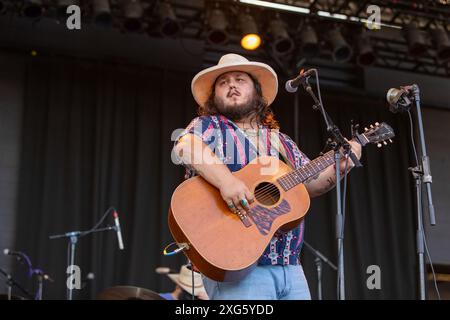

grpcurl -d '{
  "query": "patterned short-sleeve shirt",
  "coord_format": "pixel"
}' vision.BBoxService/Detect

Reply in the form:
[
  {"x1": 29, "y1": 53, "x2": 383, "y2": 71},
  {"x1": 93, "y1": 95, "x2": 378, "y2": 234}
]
[{"x1": 174, "y1": 115, "x2": 310, "y2": 265}]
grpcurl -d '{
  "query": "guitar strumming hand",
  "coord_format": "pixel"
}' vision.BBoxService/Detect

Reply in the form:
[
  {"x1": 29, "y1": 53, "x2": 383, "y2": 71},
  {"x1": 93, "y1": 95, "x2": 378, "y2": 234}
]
[
  {"x1": 175, "y1": 134, "x2": 255, "y2": 214},
  {"x1": 219, "y1": 175, "x2": 254, "y2": 213}
]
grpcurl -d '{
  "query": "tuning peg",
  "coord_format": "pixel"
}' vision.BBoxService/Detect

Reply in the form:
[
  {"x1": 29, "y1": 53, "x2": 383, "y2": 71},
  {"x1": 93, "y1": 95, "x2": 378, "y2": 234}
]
[
  {"x1": 383, "y1": 141, "x2": 387, "y2": 145},
  {"x1": 364, "y1": 127, "x2": 369, "y2": 132},
  {"x1": 370, "y1": 124, "x2": 374, "y2": 128},
  {"x1": 375, "y1": 122, "x2": 380, "y2": 126},
  {"x1": 377, "y1": 143, "x2": 382, "y2": 148},
  {"x1": 389, "y1": 139, "x2": 393, "y2": 143}
]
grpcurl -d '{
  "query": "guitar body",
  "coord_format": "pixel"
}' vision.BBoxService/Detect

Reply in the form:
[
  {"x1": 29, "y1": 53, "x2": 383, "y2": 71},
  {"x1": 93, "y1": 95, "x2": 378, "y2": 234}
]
[{"x1": 168, "y1": 156, "x2": 310, "y2": 282}]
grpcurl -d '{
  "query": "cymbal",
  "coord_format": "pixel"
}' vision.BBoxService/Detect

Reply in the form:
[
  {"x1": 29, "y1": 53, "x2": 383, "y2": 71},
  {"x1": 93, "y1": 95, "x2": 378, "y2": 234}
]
[{"x1": 96, "y1": 286, "x2": 166, "y2": 300}]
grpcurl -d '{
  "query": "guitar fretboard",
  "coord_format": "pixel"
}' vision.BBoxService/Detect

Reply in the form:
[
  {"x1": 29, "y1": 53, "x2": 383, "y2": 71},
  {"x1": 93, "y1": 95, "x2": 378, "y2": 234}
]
[{"x1": 277, "y1": 150, "x2": 335, "y2": 191}]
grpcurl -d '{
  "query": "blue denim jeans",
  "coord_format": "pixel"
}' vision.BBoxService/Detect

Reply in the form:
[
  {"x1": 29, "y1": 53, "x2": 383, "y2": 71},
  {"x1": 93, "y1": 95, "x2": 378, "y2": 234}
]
[{"x1": 202, "y1": 264, "x2": 311, "y2": 300}]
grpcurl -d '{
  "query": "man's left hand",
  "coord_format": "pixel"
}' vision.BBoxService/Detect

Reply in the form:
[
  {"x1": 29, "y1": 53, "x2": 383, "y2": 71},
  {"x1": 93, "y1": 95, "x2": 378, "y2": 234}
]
[{"x1": 339, "y1": 139, "x2": 362, "y2": 172}]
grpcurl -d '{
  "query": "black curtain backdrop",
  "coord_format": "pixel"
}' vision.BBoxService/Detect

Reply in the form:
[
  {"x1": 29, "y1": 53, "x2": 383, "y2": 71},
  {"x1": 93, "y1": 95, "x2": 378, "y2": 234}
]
[{"x1": 14, "y1": 55, "x2": 418, "y2": 300}]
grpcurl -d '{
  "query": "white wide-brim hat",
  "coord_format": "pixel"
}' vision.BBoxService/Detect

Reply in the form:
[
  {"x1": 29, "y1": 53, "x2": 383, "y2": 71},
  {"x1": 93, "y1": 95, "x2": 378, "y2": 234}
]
[
  {"x1": 167, "y1": 264, "x2": 207, "y2": 296},
  {"x1": 191, "y1": 53, "x2": 278, "y2": 107}
]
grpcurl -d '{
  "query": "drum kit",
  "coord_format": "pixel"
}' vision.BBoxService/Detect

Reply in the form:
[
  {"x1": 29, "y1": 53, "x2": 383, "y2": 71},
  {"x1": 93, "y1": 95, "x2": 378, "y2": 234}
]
[{"x1": 96, "y1": 286, "x2": 166, "y2": 300}]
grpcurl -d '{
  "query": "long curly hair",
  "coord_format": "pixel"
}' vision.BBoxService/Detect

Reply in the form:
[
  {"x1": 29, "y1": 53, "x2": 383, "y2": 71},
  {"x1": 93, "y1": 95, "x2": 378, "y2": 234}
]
[{"x1": 198, "y1": 73, "x2": 279, "y2": 129}]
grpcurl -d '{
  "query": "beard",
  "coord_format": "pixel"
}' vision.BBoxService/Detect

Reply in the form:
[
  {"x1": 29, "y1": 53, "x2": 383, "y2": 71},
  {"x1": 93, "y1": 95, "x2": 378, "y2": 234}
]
[{"x1": 214, "y1": 93, "x2": 257, "y2": 121}]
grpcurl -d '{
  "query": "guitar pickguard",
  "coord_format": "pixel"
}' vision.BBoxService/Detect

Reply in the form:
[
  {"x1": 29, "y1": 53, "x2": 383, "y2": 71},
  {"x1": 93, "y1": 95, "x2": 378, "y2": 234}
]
[{"x1": 248, "y1": 199, "x2": 291, "y2": 235}]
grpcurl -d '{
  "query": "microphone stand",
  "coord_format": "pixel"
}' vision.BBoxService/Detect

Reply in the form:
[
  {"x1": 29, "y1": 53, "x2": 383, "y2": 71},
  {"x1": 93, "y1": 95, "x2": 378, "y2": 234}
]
[
  {"x1": 49, "y1": 226, "x2": 116, "y2": 300},
  {"x1": 0, "y1": 267, "x2": 33, "y2": 300},
  {"x1": 3, "y1": 251, "x2": 52, "y2": 300},
  {"x1": 301, "y1": 72, "x2": 362, "y2": 300},
  {"x1": 303, "y1": 241, "x2": 337, "y2": 300},
  {"x1": 405, "y1": 84, "x2": 436, "y2": 300}
]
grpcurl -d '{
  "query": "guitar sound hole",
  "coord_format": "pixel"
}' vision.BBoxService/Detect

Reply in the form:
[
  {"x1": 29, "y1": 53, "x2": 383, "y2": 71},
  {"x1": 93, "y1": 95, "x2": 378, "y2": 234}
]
[{"x1": 254, "y1": 182, "x2": 280, "y2": 206}]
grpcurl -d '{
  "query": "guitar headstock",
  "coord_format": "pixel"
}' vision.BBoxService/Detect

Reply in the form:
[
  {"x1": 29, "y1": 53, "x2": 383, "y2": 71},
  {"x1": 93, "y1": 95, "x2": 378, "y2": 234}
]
[{"x1": 354, "y1": 122, "x2": 395, "y2": 147}]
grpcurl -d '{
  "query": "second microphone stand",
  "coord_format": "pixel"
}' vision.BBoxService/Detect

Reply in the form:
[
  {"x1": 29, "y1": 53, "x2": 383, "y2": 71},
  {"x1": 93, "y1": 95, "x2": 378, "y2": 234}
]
[
  {"x1": 301, "y1": 71, "x2": 362, "y2": 300},
  {"x1": 49, "y1": 226, "x2": 116, "y2": 300},
  {"x1": 303, "y1": 241, "x2": 337, "y2": 300}
]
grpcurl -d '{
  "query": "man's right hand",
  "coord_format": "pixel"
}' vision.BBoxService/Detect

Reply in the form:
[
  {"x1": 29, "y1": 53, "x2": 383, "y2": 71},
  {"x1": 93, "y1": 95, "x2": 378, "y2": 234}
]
[
  {"x1": 218, "y1": 175, "x2": 254, "y2": 213},
  {"x1": 174, "y1": 134, "x2": 255, "y2": 213}
]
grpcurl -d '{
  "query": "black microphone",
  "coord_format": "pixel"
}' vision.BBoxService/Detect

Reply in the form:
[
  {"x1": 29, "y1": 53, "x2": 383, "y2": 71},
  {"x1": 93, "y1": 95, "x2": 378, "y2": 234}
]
[
  {"x1": 113, "y1": 210, "x2": 124, "y2": 250},
  {"x1": 285, "y1": 69, "x2": 315, "y2": 93},
  {"x1": 3, "y1": 248, "x2": 25, "y2": 261}
]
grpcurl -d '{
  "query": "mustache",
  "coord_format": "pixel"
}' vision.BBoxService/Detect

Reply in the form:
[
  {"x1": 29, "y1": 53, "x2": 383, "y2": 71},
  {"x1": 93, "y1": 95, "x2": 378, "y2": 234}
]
[{"x1": 227, "y1": 89, "x2": 241, "y2": 98}]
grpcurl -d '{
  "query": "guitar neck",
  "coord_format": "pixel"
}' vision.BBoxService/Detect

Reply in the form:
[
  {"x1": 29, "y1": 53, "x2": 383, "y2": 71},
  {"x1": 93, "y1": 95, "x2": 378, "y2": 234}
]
[
  {"x1": 274, "y1": 121, "x2": 395, "y2": 191},
  {"x1": 277, "y1": 150, "x2": 336, "y2": 191}
]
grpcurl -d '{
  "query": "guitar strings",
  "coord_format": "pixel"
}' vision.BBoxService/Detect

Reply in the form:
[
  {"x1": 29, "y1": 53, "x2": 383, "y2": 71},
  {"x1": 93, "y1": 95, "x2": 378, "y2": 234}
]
[{"x1": 250, "y1": 158, "x2": 332, "y2": 203}]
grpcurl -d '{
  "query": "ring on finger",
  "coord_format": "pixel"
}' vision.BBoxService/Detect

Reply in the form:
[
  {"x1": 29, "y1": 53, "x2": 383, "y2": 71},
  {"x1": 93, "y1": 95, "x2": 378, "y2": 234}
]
[{"x1": 227, "y1": 201, "x2": 235, "y2": 209}]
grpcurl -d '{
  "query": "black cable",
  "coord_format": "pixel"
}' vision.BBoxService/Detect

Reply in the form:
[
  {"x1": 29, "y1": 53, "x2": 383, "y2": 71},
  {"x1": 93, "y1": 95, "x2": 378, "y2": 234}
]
[
  {"x1": 309, "y1": 69, "x2": 350, "y2": 299},
  {"x1": 82, "y1": 206, "x2": 116, "y2": 237},
  {"x1": 407, "y1": 110, "x2": 440, "y2": 300},
  {"x1": 408, "y1": 111, "x2": 419, "y2": 166}
]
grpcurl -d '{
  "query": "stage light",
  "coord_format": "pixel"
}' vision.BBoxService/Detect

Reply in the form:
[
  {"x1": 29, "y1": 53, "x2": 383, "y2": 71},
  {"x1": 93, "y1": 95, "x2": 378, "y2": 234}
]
[
  {"x1": 299, "y1": 24, "x2": 319, "y2": 58},
  {"x1": 239, "y1": 13, "x2": 261, "y2": 51},
  {"x1": 241, "y1": 34, "x2": 261, "y2": 51},
  {"x1": 356, "y1": 30, "x2": 376, "y2": 66},
  {"x1": 404, "y1": 22, "x2": 427, "y2": 57},
  {"x1": 206, "y1": 7, "x2": 229, "y2": 45},
  {"x1": 23, "y1": 0, "x2": 43, "y2": 19},
  {"x1": 93, "y1": 0, "x2": 112, "y2": 27},
  {"x1": 158, "y1": 1, "x2": 181, "y2": 37},
  {"x1": 431, "y1": 26, "x2": 450, "y2": 61},
  {"x1": 123, "y1": 0, "x2": 143, "y2": 32},
  {"x1": 239, "y1": 0, "x2": 310, "y2": 15},
  {"x1": 268, "y1": 17, "x2": 294, "y2": 55},
  {"x1": 327, "y1": 27, "x2": 352, "y2": 62}
]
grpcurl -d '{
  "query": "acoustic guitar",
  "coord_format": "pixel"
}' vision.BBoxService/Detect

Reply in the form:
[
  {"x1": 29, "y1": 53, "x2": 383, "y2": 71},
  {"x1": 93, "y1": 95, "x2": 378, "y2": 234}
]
[{"x1": 169, "y1": 122, "x2": 395, "y2": 282}]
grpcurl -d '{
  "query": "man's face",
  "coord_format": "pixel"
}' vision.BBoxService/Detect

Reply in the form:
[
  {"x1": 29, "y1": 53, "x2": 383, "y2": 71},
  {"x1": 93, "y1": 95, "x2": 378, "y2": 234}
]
[{"x1": 213, "y1": 71, "x2": 257, "y2": 121}]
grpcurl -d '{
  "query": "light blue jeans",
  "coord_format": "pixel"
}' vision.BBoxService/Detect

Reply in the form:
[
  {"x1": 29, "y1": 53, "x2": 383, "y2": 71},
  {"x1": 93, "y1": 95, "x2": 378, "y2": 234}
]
[{"x1": 202, "y1": 264, "x2": 311, "y2": 300}]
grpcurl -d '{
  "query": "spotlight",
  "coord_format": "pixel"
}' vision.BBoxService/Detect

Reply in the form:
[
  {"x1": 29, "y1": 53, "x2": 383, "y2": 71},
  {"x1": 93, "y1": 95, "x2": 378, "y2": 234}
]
[
  {"x1": 206, "y1": 8, "x2": 229, "y2": 45},
  {"x1": 93, "y1": 0, "x2": 112, "y2": 27},
  {"x1": 404, "y1": 22, "x2": 427, "y2": 57},
  {"x1": 356, "y1": 31, "x2": 376, "y2": 66},
  {"x1": 431, "y1": 26, "x2": 450, "y2": 61},
  {"x1": 299, "y1": 24, "x2": 319, "y2": 58},
  {"x1": 239, "y1": 12, "x2": 261, "y2": 51},
  {"x1": 327, "y1": 27, "x2": 352, "y2": 62},
  {"x1": 269, "y1": 18, "x2": 294, "y2": 55},
  {"x1": 123, "y1": 0, "x2": 143, "y2": 32},
  {"x1": 159, "y1": 1, "x2": 181, "y2": 37},
  {"x1": 23, "y1": 0, "x2": 43, "y2": 19}
]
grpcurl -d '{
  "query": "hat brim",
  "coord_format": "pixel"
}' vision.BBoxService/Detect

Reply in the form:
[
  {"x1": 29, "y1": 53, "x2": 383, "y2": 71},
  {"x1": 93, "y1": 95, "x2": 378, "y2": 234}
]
[
  {"x1": 191, "y1": 61, "x2": 278, "y2": 108},
  {"x1": 167, "y1": 273, "x2": 207, "y2": 296}
]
